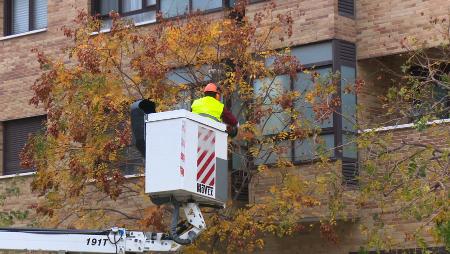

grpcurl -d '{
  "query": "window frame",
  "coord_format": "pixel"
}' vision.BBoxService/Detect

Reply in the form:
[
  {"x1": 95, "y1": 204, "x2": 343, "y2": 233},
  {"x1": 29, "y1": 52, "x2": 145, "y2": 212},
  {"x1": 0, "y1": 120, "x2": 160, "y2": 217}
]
[
  {"x1": 91, "y1": 0, "x2": 267, "y2": 22},
  {"x1": 252, "y1": 40, "x2": 337, "y2": 165},
  {"x1": 3, "y1": 0, "x2": 47, "y2": 36},
  {"x1": 2, "y1": 115, "x2": 46, "y2": 176},
  {"x1": 250, "y1": 40, "x2": 358, "y2": 187},
  {"x1": 92, "y1": 0, "x2": 158, "y2": 20}
]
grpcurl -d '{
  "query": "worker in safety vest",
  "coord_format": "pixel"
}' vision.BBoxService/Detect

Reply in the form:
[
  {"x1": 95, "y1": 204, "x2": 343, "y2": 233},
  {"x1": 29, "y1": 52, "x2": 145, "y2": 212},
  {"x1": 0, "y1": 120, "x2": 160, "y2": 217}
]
[{"x1": 191, "y1": 83, "x2": 239, "y2": 137}]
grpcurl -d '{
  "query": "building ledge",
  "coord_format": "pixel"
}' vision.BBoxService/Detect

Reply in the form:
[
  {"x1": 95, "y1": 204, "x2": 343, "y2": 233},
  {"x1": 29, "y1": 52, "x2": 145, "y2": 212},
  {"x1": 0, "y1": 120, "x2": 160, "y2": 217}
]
[
  {"x1": 0, "y1": 28, "x2": 47, "y2": 41},
  {"x1": 91, "y1": 19, "x2": 156, "y2": 35},
  {"x1": 0, "y1": 172, "x2": 35, "y2": 179},
  {"x1": 361, "y1": 118, "x2": 450, "y2": 133},
  {"x1": 0, "y1": 172, "x2": 143, "y2": 180}
]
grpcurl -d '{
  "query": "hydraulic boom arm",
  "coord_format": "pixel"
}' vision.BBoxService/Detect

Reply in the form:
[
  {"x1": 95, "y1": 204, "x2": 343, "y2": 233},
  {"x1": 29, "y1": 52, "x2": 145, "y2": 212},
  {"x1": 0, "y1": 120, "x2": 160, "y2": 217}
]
[{"x1": 0, "y1": 202, "x2": 205, "y2": 253}]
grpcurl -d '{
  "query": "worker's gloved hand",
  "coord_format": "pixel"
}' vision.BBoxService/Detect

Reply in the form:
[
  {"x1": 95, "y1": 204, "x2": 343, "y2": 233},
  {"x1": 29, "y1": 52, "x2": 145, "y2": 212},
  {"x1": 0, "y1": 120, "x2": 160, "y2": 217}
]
[{"x1": 227, "y1": 125, "x2": 238, "y2": 138}]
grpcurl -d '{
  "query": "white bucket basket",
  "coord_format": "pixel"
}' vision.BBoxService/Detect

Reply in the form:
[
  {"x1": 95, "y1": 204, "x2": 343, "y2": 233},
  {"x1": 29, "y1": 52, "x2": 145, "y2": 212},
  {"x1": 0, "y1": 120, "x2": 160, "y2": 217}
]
[{"x1": 145, "y1": 110, "x2": 228, "y2": 207}]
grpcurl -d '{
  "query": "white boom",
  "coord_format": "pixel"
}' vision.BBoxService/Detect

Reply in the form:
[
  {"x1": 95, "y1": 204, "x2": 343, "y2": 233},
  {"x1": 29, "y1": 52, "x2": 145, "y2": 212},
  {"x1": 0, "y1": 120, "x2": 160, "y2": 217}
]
[{"x1": 0, "y1": 203, "x2": 205, "y2": 253}]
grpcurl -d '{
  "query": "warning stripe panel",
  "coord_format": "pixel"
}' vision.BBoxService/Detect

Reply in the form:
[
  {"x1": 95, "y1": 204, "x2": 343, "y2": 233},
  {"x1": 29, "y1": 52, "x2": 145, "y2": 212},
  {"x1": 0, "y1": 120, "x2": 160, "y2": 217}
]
[{"x1": 197, "y1": 127, "x2": 216, "y2": 187}]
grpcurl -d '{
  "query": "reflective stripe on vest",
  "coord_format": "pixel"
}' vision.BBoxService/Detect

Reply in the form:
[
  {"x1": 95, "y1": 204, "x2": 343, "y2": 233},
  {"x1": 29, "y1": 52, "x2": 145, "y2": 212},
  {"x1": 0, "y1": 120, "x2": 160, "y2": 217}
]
[{"x1": 191, "y1": 96, "x2": 224, "y2": 122}]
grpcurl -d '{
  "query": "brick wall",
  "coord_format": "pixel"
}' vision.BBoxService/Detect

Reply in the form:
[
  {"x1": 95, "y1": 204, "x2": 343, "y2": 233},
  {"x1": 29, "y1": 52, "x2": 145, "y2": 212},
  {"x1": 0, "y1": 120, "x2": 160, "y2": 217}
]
[
  {"x1": 250, "y1": 124, "x2": 449, "y2": 253},
  {"x1": 0, "y1": 0, "x2": 89, "y2": 122},
  {"x1": 356, "y1": 0, "x2": 450, "y2": 59},
  {"x1": 0, "y1": 0, "x2": 4, "y2": 34},
  {"x1": 247, "y1": 0, "x2": 336, "y2": 48},
  {"x1": 0, "y1": 175, "x2": 156, "y2": 229},
  {"x1": 0, "y1": 123, "x2": 3, "y2": 175},
  {"x1": 334, "y1": 13, "x2": 356, "y2": 43},
  {"x1": 357, "y1": 54, "x2": 408, "y2": 127}
]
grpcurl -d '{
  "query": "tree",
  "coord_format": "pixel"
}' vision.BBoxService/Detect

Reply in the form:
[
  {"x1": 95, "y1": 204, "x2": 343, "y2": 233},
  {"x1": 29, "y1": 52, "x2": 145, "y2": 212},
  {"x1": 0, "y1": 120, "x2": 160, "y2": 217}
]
[
  {"x1": 21, "y1": 2, "x2": 343, "y2": 252},
  {"x1": 20, "y1": 1, "x2": 449, "y2": 253}
]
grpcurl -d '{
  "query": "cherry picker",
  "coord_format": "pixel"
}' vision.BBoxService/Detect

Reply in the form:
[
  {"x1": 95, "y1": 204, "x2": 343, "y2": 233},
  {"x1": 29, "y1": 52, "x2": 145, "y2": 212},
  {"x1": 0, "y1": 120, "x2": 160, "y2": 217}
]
[{"x1": 0, "y1": 100, "x2": 228, "y2": 253}]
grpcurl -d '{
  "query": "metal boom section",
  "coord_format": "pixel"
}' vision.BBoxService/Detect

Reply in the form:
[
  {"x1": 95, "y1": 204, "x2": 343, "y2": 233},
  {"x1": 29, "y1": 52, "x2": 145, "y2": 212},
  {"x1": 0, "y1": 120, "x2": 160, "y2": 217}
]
[{"x1": 0, "y1": 203, "x2": 205, "y2": 253}]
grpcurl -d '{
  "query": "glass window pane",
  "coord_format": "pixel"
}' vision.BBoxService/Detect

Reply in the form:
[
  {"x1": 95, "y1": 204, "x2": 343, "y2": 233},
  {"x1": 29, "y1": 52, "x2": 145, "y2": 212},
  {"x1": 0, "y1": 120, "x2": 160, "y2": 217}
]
[
  {"x1": 101, "y1": 19, "x2": 112, "y2": 31},
  {"x1": 146, "y1": 0, "x2": 156, "y2": 6},
  {"x1": 294, "y1": 67, "x2": 333, "y2": 128},
  {"x1": 33, "y1": 0, "x2": 47, "y2": 30},
  {"x1": 166, "y1": 67, "x2": 213, "y2": 110},
  {"x1": 232, "y1": 152, "x2": 245, "y2": 170},
  {"x1": 343, "y1": 134, "x2": 357, "y2": 159},
  {"x1": 126, "y1": 11, "x2": 156, "y2": 24},
  {"x1": 122, "y1": 0, "x2": 142, "y2": 13},
  {"x1": 12, "y1": 0, "x2": 29, "y2": 34},
  {"x1": 254, "y1": 75, "x2": 291, "y2": 135},
  {"x1": 231, "y1": 93, "x2": 245, "y2": 124},
  {"x1": 254, "y1": 141, "x2": 291, "y2": 165},
  {"x1": 100, "y1": 0, "x2": 118, "y2": 15},
  {"x1": 341, "y1": 66, "x2": 356, "y2": 131},
  {"x1": 294, "y1": 134, "x2": 334, "y2": 161},
  {"x1": 291, "y1": 42, "x2": 332, "y2": 65},
  {"x1": 161, "y1": 0, "x2": 189, "y2": 18},
  {"x1": 192, "y1": 0, "x2": 223, "y2": 11},
  {"x1": 167, "y1": 66, "x2": 210, "y2": 85}
]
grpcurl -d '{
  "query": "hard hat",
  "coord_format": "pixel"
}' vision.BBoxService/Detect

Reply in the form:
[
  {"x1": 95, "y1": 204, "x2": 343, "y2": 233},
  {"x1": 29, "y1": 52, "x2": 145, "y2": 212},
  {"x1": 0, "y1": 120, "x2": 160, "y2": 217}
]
[{"x1": 204, "y1": 83, "x2": 218, "y2": 93}]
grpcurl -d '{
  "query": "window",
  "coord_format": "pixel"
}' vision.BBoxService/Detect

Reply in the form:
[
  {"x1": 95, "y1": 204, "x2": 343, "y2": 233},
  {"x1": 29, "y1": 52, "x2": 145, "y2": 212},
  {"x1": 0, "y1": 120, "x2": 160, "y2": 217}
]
[
  {"x1": 3, "y1": 0, "x2": 48, "y2": 36},
  {"x1": 92, "y1": 0, "x2": 157, "y2": 30},
  {"x1": 254, "y1": 41, "x2": 335, "y2": 164},
  {"x1": 166, "y1": 65, "x2": 212, "y2": 110},
  {"x1": 3, "y1": 115, "x2": 46, "y2": 175},
  {"x1": 160, "y1": 0, "x2": 189, "y2": 18},
  {"x1": 92, "y1": 0, "x2": 266, "y2": 24},
  {"x1": 160, "y1": 0, "x2": 223, "y2": 18},
  {"x1": 408, "y1": 65, "x2": 450, "y2": 121},
  {"x1": 253, "y1": 40, "x2": 358, "y2": 186},
  {"x1": 119, "y1": 146, "x2": 143, "y2": 175}
]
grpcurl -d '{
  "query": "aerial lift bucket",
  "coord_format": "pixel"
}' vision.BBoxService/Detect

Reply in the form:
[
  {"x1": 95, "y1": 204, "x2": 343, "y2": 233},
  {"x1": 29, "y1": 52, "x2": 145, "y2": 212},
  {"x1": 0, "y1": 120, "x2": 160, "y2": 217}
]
[{"x1": 144, "y1": 110, "x2": 228, "y2": 208}]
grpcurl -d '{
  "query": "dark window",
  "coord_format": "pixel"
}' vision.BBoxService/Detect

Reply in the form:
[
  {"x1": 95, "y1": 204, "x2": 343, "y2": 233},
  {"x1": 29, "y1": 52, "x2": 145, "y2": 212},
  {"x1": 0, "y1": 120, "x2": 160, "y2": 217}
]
[
  {"x1": 3, "y1": 0, "x2": 48, "y2": 36},
  {"x1": 408, "y1": 65, "x2": 450, "y2": 121},
  {"x1": 231, "y1": 170, "x2": 249, "y2": 201},
  {"x1": 92, "y1": 0, "x2": 157, "y2": 29},
  {"x1": 119, "y1": 146, "x2": 144, "y2": 175},
  {"x1": 3, "y1": 115, "x2": 46, "y2": 175},
  {"x1": 338, "y1": 0, "x2": 355, "y2": 18}
]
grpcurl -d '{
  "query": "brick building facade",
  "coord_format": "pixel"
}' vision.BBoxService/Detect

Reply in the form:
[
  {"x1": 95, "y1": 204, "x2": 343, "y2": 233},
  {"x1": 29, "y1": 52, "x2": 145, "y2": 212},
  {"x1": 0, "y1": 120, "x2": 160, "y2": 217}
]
[{"x1": 0, "y1": 0, "x2": 449, "y2": 253}]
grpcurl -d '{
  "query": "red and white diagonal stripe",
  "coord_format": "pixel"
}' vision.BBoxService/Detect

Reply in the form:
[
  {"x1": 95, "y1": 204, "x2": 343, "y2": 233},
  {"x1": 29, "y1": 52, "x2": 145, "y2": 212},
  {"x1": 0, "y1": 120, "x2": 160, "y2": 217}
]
[
  {"x1": 197, "y1": 127, "x2": 216, "y2": 187},
  {"x1": 180, "y1": 120, "x2": 186, "y2": 177}
]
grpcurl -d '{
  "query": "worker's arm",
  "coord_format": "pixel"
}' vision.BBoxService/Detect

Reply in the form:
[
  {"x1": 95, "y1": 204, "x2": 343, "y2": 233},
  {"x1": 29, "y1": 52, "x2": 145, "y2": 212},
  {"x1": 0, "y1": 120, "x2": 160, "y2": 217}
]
[
  {"x1": 221, "y1": 108, "x2": 238, "y2": 137},
  {"x1": 221, "y1": 108, "x2": 238, "y2": 126}
]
